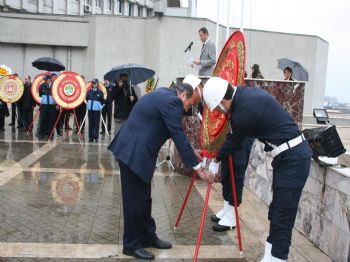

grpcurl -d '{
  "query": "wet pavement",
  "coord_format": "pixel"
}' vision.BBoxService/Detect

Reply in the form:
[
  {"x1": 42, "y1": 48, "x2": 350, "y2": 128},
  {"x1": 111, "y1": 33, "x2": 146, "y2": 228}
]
[{"x1": 0, "y1": 118, "x2": 330, "y2": 261}]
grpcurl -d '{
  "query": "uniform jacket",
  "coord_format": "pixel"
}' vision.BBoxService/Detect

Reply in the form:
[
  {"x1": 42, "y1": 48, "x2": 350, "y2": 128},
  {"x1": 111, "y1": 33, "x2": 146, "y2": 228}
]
[
  {"x1": 199, "y1": 39, "x2": 216, "y2": 76},
  {"x1": 87, "y1": 89, "x2": 105, "y2": 111},
  {"x1": 217, "y1": 87, "x2": 312, "y2": 161},
  {"x1": 39, "y1": 83, "x2": 55, "y2": 105},
  {"x1": 108, "y1": 87, "x2": 199, "y2": 184}
]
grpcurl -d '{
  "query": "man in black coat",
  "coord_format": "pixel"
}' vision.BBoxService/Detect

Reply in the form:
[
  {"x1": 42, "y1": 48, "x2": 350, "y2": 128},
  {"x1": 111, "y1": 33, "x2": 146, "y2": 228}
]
[
  {"x1": 108, "y1": 83, "x2": 212, "y2": 260},
  {"x1": 100, "y1": 79, "x2": 114, "y2": 135},
  {"x1": 113, "y1": 74, "x2": 138, "y2": 133},
  {"x1": 21, "y1": 75, "x2": 36, "y2": 131},
  {"x1": 0, "y1": 99, "x2": 9, "y2": 131}
]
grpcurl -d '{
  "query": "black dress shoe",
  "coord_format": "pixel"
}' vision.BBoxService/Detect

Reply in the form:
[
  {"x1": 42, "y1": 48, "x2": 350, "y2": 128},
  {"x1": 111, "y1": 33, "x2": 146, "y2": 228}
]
[
  {"x1": 88, "y1": 139, "x2": 93, "y2": 142},
  {"x1": 213, "y1": 223, "x2": 235, "y2": 232},
  {"x1": 100, "y1": 131, "x2": 105, "y2": 135},
  {"x1": 123, "y1": 248, "x2": 155, "y2": 260},
  {"x1": 211, "y1": 214, "x2": 221, "y2": 223},
  {"x1": 144, "y1": 238, "x2": 172, "y2": 249}
]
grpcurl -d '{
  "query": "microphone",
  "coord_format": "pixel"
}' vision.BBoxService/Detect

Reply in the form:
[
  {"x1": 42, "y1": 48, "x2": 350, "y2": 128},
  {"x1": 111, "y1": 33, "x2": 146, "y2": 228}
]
[{"x1": 184, "y1": 41, "x2": 193, "y2": 52}]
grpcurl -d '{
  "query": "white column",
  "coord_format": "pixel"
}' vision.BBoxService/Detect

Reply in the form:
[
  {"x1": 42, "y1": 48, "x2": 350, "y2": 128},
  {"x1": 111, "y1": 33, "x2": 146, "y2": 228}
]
[
  {"x1": 225, "y1": 0, "x2": 230, "y2": 40},
  {"x1": 215, "y1": 0, "x2": 221, "y2": 58},
  {"x1": 240, "y1": 0, "x2": 244, "y2": 32},
  {"x1": 92, "y1": 0, "x2": 97, "y2": 14},
  {"x1": 79, "y1": 0, "x2": 84, "y2": 16},
  {"x1": 52, "y1": 0, "x2": 58, "y2": 14},
  {"x1": 37, "y1": 0, "x2": 44, "y2": 13}
]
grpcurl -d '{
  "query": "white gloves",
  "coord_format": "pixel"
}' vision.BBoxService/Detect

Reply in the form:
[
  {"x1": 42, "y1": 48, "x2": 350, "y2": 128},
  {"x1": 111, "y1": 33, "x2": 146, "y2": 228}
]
[
  {"x1": 201, "y1": 157, "x2": 207, "y2": 168},
  {"x1": 209, "y1": 161, "x2": 220, "y2": 176}
]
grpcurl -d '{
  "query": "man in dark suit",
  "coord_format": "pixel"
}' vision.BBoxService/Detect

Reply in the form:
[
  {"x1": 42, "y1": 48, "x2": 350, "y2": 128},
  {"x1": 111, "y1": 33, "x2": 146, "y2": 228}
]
[
  {"x1": 108, "y1": 83, "x2": 212, "y2": 260},
  {"x1": 22, "y1": 75, "x2": 36, "y2": 131},
  {"x1": 194, "y1": 27, "x2": 216, "y2": 76}
]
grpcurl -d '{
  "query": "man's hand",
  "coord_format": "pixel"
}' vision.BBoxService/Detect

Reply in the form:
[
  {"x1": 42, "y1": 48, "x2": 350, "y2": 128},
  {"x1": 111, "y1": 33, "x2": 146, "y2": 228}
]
[
  {"x1": 194, "y1": 149, "x2": 203, "y2": 162},
  {"x1": 129, "y1": 96, "x2": 134, "y2": 102},
  {"x1": 194, "y1": 59, "x2": 201, "y2": 65},
  {"x1": 208, "y1": 160, "x2": 220, "y2": 176},
  {"x1": 197, "y1": 168, "x2": 215, "y2": 184}
]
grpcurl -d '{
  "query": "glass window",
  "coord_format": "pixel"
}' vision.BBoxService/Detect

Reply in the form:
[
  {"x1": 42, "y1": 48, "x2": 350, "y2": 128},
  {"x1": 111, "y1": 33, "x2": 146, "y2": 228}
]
[
  {"x1": 138, "y1": 6, "x2": 142, "y2": 17},
  {"x1": 128, "y1": 3, "x2": 133, "y2": 16},
  {"x1": 96, "y1": 0, "x2": 102, "y2": 8},
  {"x1": 107, "y1": 0, "x2": 112, "y2": 10},
  {"x1": 116, "y1": 0, "x2": 122, "y2": 13}
]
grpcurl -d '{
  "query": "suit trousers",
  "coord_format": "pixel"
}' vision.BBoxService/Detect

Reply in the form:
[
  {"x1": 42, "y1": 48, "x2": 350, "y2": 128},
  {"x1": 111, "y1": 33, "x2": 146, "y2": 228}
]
[
  {"x1": 22, "y1": 109, "x2": 33, "y2": 130},
  {"x1": 101, "y1": 103, "x2": 112, "y2": 132},
  {"x1": 88, "y1": 110, "x2": 100, "y2": 140},
  {"x1": 267, "y1": 142, "x2": 311, "y2": 260},
  {"x1": 119, "y1": 160, "x2": 157, "y2": 250}
]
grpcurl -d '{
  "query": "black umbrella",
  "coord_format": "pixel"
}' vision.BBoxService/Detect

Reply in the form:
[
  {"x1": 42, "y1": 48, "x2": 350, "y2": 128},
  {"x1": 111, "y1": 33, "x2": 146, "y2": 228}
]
[
  {"x1": 32, "y1": 57, "x2": 65, "y2": 72},
  {"x1": 104, "y1": 63, "x2": 155, "y2": 85},
  {"x1": 277, "y1": 58, "x2": 309, "y2": 81}
]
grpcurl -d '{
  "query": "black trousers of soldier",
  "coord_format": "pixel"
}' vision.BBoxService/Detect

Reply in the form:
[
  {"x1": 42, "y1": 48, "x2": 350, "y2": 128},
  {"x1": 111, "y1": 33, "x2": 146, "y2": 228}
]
[
  {"x1": 39, "y1": 105, "x2": 56, "y2": 137},
  {"x1": 22, "y1": 109, "x2": 33, "y2": 130},
  {"x1": 101, "y1": 103, "x2": 112, "y2": 133},
  {"x1": 118, "y1": 160, "x2": 157, "y2": 251},
  {"x1": 267, "y1": 141, "x2": 311, "y2": 260},
  {"x1": 221, "y1": 137, "x2": 253, "y2": 206},
  {"x1": 221, "y1": 159, "x2": 246, "y2": 206},
  {"x1": 88, "y1": 110, "x2": 100, "y2": 140}
]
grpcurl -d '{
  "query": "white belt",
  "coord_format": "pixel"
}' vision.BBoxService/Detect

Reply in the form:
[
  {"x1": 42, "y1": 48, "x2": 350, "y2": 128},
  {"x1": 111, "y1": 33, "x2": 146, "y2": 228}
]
[{"x1": 269, "y1": 134, "x2": 306, "y2": 157}]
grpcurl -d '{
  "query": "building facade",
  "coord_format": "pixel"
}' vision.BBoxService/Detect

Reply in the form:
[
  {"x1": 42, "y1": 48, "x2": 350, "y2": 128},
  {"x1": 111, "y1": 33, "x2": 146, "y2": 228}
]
[
  {"x1": 0, "y1": 0, "x2": 196, "y2": 18},
  {"x1": 0, "y1": 11, "x2": 328, "y2": 115}
]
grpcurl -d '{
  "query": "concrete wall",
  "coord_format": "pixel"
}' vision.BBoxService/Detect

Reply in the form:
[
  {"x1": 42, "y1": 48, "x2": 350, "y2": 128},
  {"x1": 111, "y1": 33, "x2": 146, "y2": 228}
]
[{"x1": 0, "y1": 12, "x2": 328, "y2": 114}]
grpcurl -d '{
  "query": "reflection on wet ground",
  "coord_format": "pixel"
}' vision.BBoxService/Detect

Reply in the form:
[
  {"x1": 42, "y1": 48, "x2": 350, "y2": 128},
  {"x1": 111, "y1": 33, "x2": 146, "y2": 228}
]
[{"x1": 0, "y1": 122, "x2": 330, "y2": 262}]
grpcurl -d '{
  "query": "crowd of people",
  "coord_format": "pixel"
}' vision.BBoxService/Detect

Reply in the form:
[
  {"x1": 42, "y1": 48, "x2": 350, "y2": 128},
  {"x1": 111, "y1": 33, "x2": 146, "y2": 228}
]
[{"x1": 0, "y1": 73, "x2": 138, "y2": 142}]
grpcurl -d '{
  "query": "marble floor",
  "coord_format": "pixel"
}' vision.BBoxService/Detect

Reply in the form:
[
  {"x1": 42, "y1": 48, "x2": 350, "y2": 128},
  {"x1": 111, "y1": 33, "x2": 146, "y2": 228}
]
[{"x1": 0, "y1": 120, "x2": 331, "y2": 261}]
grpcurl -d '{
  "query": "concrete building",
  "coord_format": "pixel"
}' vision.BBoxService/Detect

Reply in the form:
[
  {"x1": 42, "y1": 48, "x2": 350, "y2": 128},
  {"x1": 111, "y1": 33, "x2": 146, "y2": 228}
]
[
  {"x1": 0, "y1": 0, "x2": 197, "y2": 18},
  {"x1": 0, "y1": 10, "x2": 328, "y2": 115}
]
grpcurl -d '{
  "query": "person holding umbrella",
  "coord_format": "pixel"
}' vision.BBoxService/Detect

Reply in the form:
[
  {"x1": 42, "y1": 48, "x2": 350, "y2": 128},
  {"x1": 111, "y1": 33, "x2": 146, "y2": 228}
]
[
  {"x1": 113, "y1": 74, "x2": 138, "y2": 133},
  {"x1": 86, "y1": 78, "x2": 105, "y2": 142},
  {"x1": 283, "y1": 67, "x2": 294, "y2": 81}
]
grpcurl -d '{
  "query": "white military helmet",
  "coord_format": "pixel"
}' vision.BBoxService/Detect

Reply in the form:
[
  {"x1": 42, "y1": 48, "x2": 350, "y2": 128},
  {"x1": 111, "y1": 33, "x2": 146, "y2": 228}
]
[
  {"x1": 183, "y1": 74, "x2": 201, "y2": 90},
  {"x1": 203, "y1": 77, "x2": 229, "y2": 110}
]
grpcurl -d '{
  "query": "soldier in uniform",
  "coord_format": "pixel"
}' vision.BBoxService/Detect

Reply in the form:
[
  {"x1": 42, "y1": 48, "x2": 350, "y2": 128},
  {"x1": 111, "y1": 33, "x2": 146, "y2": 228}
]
[
  {"x1": 203, "y1": 77, "x2": 312, "y2": 262},
  {"x1": 37, "y1": 75, "x2": 56, "y2": 139},
  {"x1": 183, "y1": 75, "x2": 254, "y2": 232},
  {"x1": 86, "y1": 78, "x2": 104, "y2": 142}
]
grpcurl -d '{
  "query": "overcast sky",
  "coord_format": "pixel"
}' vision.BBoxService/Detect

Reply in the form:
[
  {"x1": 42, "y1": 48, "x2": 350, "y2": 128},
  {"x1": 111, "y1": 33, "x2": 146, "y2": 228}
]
[{"x1": 196, "y1": 0, "x2": 350, "y2": 103}]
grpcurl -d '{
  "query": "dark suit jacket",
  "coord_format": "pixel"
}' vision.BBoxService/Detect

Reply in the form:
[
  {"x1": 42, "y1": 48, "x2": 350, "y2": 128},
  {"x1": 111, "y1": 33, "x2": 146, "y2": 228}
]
[{"x1": 108, "y1": 87, "x2": 199, "y2": 184}]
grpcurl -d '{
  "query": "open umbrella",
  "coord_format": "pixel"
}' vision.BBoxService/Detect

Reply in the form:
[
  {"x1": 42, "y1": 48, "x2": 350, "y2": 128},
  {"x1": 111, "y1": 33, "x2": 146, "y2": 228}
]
[
  {"x1": 277, "y1": 58, "x2": 309, "y2": 81},
  {"x1": 32, "y1": 57, "x2": 65, "y2": 72},
  {"x1": 104, "y1": 63, "x2": 155, "y2": 85}
]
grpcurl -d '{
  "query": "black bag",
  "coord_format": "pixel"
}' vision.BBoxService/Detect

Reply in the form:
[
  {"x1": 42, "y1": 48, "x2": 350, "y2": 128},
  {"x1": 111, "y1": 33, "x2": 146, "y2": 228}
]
[{"x1": 302, "y1": 125, "x2": 346, "y2": 159}]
